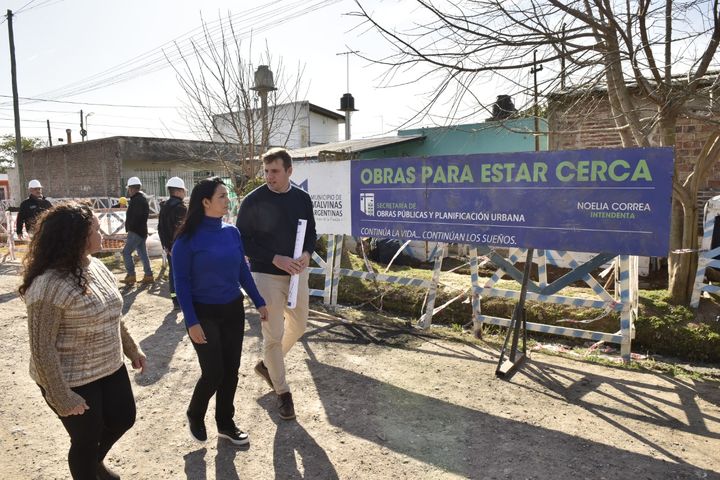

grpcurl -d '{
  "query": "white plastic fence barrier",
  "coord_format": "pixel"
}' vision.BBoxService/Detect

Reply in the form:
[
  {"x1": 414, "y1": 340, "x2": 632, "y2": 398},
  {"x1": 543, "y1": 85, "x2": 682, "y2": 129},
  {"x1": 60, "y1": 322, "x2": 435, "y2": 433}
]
[
  {"x1": 691, "y1": 195, "x2": 720, "y2": 307},
  {"x1": 470, "y1": 246, "x2": 638, "y2": 361}
]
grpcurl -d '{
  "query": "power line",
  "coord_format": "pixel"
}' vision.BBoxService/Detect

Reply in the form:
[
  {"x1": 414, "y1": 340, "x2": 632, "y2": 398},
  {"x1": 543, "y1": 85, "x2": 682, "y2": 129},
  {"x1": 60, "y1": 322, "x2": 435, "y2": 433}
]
[
  {"x1": 19, "y1": 0, "x2": 64, "y2": 13},
  {"x1": 0, "y1": 94, "x2": 180, "y2": 109},
  {"x1": 0, "y1": 120, "x2": 197, "y2": 136},
  {"x1": 26, "y1": 0, "x2": 343, "y2": 102},
  {"x1": 0, "y1": 106, "x2": 164, "y2": 121},
  {"x1": 14, "y1": 0, "x2": 41, "y2": 14}
]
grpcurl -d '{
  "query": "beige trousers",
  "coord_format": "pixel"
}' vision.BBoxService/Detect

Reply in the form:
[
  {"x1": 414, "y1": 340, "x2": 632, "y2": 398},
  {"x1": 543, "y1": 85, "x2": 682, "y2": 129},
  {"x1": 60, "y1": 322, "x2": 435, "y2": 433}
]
[{"x1": 252, "y1": 269, "x2": 309, "y2": 394}]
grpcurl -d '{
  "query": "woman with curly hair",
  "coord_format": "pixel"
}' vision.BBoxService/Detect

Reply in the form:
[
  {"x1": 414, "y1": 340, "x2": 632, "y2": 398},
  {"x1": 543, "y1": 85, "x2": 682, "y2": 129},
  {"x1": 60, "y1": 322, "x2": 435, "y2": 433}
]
[{"x1": 19, "y1": 202, "x2": 146, "y2": 480}]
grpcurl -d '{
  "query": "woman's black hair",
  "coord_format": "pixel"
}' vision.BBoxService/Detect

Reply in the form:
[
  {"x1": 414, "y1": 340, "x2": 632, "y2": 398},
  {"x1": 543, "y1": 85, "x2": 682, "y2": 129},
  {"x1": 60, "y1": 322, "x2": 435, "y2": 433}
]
[
  {"x1": 19, "y1": 202, "x2": 94, "y2": 296},
  {"x1": 175, "y1": 176, "x2": 226, "y2": 240}
]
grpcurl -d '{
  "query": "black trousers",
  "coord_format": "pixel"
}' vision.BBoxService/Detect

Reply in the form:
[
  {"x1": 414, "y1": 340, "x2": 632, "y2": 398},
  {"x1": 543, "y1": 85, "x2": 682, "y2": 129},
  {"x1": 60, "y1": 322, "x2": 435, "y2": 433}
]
[
  {"x1": 41, "y1": 365, "x2": 136, "y2": 480},
  {"x1": 187, "y1": 295, "x2": 246, "y2": 429},
  {"x1": 168, "y1": 257, "x2": 176, "y2": 300}
]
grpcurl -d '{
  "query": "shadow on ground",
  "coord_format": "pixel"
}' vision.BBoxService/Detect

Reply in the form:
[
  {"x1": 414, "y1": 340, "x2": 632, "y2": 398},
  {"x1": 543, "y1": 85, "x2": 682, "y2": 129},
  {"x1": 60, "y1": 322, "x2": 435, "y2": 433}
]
[
  {"x1": 294, "y1": 316, "x2": 719, "y2": 479},
  {"x1": 257, "y1": 393, "x2": 339, "y2": 480}
]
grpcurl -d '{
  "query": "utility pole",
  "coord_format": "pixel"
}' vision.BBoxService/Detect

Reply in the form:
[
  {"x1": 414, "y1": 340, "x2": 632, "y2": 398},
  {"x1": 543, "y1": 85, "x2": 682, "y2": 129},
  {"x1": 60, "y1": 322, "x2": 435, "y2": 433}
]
[
  {"x1": 46, "y1": 120, "x2": 52, "y2": 146},
  {"x1": 7, "y1": 9, "x2": 24, "y2": 186},
  {"x1": 560, "y1": 24, "x2": 566, "y2": 90},
  {"x1": 80, "y1": 109, "x2": 87, "y2": 141},
  {"x1": 530, "y1": 50, "x2": 543, "y2": 152}
]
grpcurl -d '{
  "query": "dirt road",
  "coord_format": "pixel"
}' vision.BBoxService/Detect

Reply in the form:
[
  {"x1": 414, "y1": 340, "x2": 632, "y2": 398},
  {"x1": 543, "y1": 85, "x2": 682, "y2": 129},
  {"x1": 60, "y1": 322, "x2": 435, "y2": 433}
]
[{"x1": 1, "y1": 261, "x2": 719, "y2": 479}]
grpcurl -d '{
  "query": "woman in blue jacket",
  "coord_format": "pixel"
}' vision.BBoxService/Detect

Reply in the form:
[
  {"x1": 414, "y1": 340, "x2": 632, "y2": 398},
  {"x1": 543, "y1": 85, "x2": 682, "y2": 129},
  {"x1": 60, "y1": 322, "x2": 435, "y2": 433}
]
[{"x1": 172, "y1": 177, "x2": 268, "y2": 446}]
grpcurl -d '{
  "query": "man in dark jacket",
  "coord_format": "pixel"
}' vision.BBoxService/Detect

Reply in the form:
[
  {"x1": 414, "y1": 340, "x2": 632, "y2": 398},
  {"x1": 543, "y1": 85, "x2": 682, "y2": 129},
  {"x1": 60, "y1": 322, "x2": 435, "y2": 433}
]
[
  {"x1": 16, "y1": 179, "x2": 52, "y2": 238},
  {"x1": 158, "y1": 176, "x2": 187, "y2": 309},
  {"x1": 237, "y1": 147, "x2": 317, "y2": 421},
  {"x1": 121, "y1": 176, "x2": 153, "y2": 285}
]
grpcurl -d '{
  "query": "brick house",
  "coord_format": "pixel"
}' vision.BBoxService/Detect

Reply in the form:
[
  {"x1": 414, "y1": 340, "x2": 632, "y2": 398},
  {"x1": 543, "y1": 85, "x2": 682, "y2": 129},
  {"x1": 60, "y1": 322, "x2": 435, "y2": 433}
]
[
  {"x1": 547, "y1": 83, "x2": 720, "y2": 209},
  {"x1": 15, "y1": 136, "x2": 238, "y2": 202}
]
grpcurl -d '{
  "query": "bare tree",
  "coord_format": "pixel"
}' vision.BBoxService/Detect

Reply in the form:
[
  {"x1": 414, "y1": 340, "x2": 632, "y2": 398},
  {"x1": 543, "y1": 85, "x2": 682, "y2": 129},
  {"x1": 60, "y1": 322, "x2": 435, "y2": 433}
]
[
  {"x1": 167, "y1": 15, "x2": 305, "y2": 193},
  {"x1": 354, "y1": 0, "x2": 720, "y2": 304}
]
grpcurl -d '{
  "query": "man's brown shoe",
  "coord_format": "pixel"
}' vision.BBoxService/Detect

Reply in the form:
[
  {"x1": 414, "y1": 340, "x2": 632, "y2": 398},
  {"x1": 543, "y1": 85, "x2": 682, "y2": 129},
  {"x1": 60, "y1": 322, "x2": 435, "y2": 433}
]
[
  {"x1": 277, "y1": 392, "x2": 296, "y2": 420},
  {"x1": 254, "y1": 360, "x2": 274, "y2": 390},
  {"x1": 120, "y1": 274, "x2": 136, "y2": 284},
  {"x1": 140, "y1": 275, "x2": 154, "y2": 284}
]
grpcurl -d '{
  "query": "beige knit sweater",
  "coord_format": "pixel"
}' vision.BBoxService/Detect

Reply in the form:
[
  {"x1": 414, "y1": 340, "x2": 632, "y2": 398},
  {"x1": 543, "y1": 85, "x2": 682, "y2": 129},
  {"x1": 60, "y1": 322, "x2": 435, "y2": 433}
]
[{"x1": 24, "y1": 257, "x2": 142, "y2": 416}]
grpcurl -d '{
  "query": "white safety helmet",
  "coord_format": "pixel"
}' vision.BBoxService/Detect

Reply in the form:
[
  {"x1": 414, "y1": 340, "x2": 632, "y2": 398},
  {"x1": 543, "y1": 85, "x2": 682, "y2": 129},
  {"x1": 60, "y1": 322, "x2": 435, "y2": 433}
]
[
  {"x1": 126, "y1": 176, "x2": 142, "y2": 188},
  {"x1": 166, "y1": 176, "x2": 186, "y2": 189},
  {"x1": 28, "y1": 179, "x2": 42, "y2": 189}
]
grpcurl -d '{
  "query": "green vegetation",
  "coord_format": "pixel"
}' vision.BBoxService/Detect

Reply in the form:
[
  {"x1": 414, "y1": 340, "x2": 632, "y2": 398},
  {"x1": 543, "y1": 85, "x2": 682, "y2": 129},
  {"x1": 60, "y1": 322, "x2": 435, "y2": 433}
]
[
  {"x1": 634, "y1": 291, "x2": 720, "y2": 362},
  {"x1": 0, "y1": 135, "x2": 46, "y2": 173}
]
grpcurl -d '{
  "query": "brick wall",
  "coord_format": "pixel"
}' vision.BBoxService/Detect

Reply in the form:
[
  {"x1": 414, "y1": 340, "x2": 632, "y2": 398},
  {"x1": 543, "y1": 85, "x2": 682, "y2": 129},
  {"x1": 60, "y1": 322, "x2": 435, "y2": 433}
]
[
  {"x1": 547, "y1": 92, "x2": 720, "y2": 188},
  {"x1": 21, "y1": 139, "x2": 123, "y2": 198},
  {"x1": 19, "y1": 136, "x2": 235, "y2": 202}
]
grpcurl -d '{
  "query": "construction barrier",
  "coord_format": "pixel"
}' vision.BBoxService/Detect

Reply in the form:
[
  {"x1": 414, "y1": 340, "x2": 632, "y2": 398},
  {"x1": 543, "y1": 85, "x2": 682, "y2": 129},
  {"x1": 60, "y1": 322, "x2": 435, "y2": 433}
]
[
  {"x1": 691, "y1": 196, "x2": 720, "y2": 307},
  {"x1": 1, "y1": 196, "x2": 641, "y2": 361},
  {"x1": 470, "y1": 246, "x2": 638, "y2": 361}
]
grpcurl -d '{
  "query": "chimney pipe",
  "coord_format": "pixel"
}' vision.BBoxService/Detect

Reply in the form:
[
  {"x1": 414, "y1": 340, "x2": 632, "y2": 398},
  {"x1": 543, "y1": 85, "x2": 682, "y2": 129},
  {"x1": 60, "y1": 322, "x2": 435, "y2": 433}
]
[{"x1": 66, "y1": 129, "x2": 72, "y2": 144}]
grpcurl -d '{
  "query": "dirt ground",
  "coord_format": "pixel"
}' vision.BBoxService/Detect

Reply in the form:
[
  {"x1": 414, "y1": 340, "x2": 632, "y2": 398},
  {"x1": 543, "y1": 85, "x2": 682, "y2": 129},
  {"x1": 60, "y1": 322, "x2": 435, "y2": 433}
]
[{"x1": 1, "y1": 260, "x2": 719, "y2": 480}]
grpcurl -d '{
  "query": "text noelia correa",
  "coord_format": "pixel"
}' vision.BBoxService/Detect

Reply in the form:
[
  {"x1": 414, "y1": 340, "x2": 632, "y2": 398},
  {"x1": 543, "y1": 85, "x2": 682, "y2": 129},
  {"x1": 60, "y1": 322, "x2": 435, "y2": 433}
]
[{"x1": 359, "y1": 159, "x2": 653, "y2": 185}]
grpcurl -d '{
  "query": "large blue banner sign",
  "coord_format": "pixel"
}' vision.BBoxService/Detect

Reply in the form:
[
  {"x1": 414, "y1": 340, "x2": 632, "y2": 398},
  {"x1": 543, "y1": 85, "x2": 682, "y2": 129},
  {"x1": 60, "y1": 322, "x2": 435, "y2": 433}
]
[{"x1": 351, "y1": 147, "x2": 674, "y2": 256}]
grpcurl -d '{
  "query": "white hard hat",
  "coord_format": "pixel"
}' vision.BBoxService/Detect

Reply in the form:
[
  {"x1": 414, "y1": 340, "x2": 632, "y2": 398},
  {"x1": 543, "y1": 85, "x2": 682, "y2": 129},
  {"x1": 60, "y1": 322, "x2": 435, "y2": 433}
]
[
  {"x1": 166, "y1": 176, "x2": 186, "y2": 189},
  {"x1": 28, "y1": 179, "x2": 42, "y2": 189},
  {"x1": 126, "y1": 176, "x2": 142, "y2": 187}
]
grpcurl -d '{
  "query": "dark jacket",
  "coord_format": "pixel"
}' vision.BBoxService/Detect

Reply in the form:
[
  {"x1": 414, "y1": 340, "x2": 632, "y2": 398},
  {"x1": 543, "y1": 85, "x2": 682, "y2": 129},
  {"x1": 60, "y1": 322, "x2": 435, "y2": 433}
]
[
  {"x1": 125, "y1": 191, "x2": 149, "y2": 238},
  {"x1": 236, "y1": 184, "x2": 317, "y2": 276},
  {"x1": 16, "y1": 195, "x2": 52, "y2": 235},
  {"x1": 158, "y1": 196, "x2": 187, "y2": 251}
]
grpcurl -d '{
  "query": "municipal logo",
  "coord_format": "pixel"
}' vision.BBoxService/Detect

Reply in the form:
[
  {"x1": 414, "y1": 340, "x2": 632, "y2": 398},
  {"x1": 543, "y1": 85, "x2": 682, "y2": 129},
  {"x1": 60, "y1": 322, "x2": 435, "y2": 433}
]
[{"x1": 360, "y1": 193, "x2": 375, "y2": 216}]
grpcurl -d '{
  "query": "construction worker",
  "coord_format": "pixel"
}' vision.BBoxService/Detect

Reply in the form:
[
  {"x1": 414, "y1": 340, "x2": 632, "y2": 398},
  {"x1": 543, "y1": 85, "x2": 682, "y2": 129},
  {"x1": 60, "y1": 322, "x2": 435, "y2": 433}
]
[
  {"x1": 158, "y1": 176, "x2": 188, "y2": 309},
  {"x1": 16, "y1": 179, "x2": 52, "y2": 239},
  {"x1": 121, "y1": 177, "x2": 153, "y2": 285}
]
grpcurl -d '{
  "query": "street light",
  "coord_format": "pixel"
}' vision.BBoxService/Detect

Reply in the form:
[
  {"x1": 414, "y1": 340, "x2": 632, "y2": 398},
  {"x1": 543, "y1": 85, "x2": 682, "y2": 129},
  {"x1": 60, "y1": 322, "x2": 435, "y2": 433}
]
[{"x1": 84, "y1": 112, "x2": 94, "y2": 140}]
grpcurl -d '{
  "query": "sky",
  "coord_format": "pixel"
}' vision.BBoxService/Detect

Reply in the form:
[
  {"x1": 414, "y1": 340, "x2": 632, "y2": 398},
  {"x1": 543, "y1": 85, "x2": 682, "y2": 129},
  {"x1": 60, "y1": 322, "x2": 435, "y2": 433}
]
[{"x1": 0, "y1": 0, "x2": 455, "y2": 144}]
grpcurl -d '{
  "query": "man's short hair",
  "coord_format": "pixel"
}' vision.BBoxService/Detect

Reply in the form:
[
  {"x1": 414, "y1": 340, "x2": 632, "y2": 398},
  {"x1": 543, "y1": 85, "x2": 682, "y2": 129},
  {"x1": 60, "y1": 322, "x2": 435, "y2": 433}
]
[{"x1": 262, "y1": 147, "x2": 292, "y2": 170}]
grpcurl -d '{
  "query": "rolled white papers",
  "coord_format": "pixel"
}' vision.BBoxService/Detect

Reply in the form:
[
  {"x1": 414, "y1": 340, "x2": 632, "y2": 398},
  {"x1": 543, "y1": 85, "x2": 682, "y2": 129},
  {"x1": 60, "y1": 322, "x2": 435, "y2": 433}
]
[{"x1": 287, "y1": 219, "x2": 307, "y2": 309}]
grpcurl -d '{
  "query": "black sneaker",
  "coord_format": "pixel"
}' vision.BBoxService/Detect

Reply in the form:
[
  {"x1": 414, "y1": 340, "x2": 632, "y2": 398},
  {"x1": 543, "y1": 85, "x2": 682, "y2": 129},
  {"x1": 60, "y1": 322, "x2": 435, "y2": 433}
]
[
  {"x1": 172, "y1": 298, "x2": 180, "y2": 311},
  {"x1": 186, "y1": 412, "x2": 207, "y2": 443},
  {"x1": 254, "y1": 360, "x2": 274, "y2": 390},
  {"x1": 217, "y1": 425, "x2": 250, "y2": 446},
  {"x1": 277, "y1": 392, "x2": 296, "y2": 420}
]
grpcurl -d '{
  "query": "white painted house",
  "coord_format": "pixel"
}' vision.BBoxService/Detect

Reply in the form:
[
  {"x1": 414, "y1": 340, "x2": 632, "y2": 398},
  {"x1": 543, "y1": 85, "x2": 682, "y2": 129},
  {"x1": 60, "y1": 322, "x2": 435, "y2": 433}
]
[{"x1": 212, "y1": 101, "x2": 345, "y2": 149}]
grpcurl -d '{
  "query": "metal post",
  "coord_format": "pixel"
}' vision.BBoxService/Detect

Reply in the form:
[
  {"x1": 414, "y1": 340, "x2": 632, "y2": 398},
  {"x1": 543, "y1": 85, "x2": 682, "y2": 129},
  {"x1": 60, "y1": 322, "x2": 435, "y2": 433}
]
[
  {"x1": 530, "y1": 51, "x2": 543, "y2": 152},
  {"x1": 260, "y1": 90, "x2": 268, "y2": 153},
  {"x1": 561, "y1": 24, "x2": 566, "y2": 90},
  {"x1": 80, "y1": 109, "x2": 86, "y2": 141},
  {"x1": 85, "y1": 112, "x2": 94, "y2": 140},
  {"x1": 496, "y1": 248, "x2": 534, "y2": 377}
]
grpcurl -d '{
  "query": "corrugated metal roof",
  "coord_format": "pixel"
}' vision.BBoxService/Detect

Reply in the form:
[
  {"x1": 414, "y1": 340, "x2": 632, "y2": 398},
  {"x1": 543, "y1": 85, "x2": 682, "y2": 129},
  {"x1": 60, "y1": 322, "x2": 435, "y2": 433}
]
[{"x1": 288, "y1": 135, "x2": 425, "y2": 160}]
